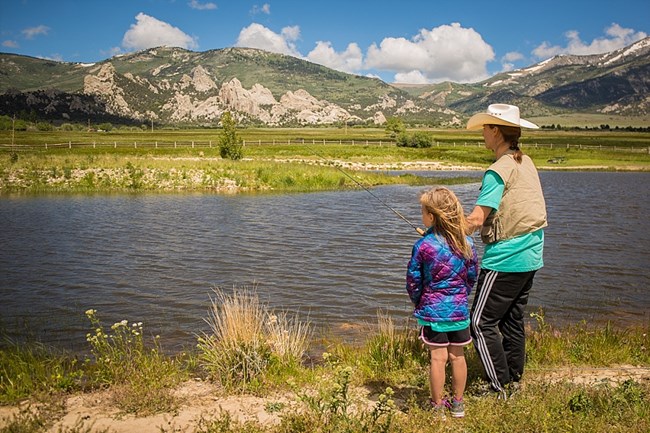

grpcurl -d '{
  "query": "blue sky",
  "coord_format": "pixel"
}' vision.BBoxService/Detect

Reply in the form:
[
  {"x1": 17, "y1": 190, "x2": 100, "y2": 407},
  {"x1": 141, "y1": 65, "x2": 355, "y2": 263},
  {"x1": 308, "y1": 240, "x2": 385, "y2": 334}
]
[{"x1": 1, "y1": 0, "x2": 648, "y2": 84}]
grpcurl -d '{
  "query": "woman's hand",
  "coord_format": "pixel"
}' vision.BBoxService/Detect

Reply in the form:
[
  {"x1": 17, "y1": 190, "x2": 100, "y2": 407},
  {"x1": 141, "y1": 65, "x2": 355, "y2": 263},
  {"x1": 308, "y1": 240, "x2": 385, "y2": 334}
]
[{"x1": 466, "y1": 205, "x2": 493, "y2": 233}]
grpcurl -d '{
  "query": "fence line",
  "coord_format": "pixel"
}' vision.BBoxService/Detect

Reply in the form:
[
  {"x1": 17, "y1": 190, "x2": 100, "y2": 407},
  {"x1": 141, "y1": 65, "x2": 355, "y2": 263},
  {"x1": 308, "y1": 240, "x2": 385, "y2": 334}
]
[{"x1": 1, "y1": 139, "x2": 649, "y2": 153}]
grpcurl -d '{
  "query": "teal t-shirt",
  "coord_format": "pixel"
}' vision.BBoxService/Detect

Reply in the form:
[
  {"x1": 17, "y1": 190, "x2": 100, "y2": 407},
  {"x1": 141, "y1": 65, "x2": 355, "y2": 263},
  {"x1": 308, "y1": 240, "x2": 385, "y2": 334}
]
[
  {"x1": 418, "y1": 318, "x2": 470, "y2": 332},
  {"x1": 476, "y1": 170, "x2": 544, "y2": 272}
]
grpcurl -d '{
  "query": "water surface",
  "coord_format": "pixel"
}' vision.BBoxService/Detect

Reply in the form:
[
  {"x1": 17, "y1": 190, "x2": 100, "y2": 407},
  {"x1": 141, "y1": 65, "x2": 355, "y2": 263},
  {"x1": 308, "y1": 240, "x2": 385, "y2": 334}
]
[{"x1": 1, "y1": 171, "x2": 648, "y2": 351}]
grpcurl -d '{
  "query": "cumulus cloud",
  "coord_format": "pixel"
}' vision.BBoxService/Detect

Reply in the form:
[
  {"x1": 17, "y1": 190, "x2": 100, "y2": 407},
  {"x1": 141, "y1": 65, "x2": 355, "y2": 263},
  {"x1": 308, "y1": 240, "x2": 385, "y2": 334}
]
[
  {"x1": 235, "y1": 23, "x2": 301, "y2": 57},
  {"x1": 364, "y1": 23, "x2": 494, "y2": 83},
  {"x1": 500, "y1": 51, "x2": 524, "y2": 72},
  {"x1": 2, "y1": 40, "x2": 19, "y2": 48},
  {"x1": 251, "y1": 3, "x2": 271, "y2": 15},
  {"x1": 101, "y1": 46, "x2": 123, "y2": 58},
  {"x1": 188, "y1": 0, "x2": 217, "y2": 10},
  {"x1": 307, "y1": 41, "x2": 363, "y2": 73},
  {"x1": 122, "y1": 13, "x2": 198, "y2": 51},
  {"x1": 532, "y1": 23, "x2": 647, "y2": 59},
  {"x1": 22, "y1": 25, "x2": 50, "y2": 39},
  {"x1": 394, "y1": 70, "x2": 429, "y2": 85},
  {"x1": 502, "y1": 51, "x2": 524, "y2": 62}
]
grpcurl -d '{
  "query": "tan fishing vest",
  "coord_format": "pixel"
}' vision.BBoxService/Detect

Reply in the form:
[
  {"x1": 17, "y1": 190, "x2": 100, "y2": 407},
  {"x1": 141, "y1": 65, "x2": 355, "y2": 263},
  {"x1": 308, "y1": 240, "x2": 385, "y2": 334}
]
[{"x1": 481, "y1": 152, "x2": 548, "y2": 244}]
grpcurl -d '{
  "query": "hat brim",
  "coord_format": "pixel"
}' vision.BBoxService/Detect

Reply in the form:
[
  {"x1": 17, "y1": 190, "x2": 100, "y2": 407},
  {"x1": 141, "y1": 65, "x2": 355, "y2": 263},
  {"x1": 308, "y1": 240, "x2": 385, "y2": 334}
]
[{"x1": 466, "y1": 113, "x2": 539, "y2": 130}]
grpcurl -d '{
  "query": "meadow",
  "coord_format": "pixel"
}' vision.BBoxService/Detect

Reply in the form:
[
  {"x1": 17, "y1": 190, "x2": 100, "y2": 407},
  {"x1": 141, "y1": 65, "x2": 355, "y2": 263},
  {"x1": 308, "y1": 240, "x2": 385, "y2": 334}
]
[{"x1": 1, "y1": 127, "x2": 649, "y2": 194}]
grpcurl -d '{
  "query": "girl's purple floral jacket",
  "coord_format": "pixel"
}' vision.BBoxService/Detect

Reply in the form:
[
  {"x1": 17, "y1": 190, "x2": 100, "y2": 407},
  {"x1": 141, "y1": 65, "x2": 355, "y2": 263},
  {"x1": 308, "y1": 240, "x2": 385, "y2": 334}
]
[{"x1": 406, "y1": 228, "x2": 479, "y2": 323}]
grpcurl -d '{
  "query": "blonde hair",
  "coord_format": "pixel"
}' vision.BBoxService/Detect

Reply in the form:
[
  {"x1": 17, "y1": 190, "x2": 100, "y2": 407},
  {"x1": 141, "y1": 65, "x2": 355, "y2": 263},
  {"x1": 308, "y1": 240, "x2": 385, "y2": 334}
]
[{"x1": 420, "y1": 187, "x2": 473, "y2": 259}]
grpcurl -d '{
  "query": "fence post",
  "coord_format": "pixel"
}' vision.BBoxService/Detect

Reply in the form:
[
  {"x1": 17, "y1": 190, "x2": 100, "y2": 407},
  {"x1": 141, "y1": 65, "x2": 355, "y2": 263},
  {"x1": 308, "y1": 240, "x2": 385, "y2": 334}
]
[
  {"x1": 174, "y1": 141, "x2": 177, "y2": 148},
  {"x1": 155, "y1": 141, "x2": 158, "y2": 148},
  {"x1": 93, "y1": 141, "x2": 96, "y2": 149},
  {"x1": 69, "y1": 141, "x2": 71, "y2": 149},
  {"x1": 209, "y1": 140, "x2": 212, "y2": 148},
  {"x1": 134, "y1": 142, "x2": 137, "y2": 148},
  {"x1": 114, "y1": 141, "x2": 117, "y2": 148},
  {"x1": 45, "y1": 143, "x2": 48, "y2": 149}
]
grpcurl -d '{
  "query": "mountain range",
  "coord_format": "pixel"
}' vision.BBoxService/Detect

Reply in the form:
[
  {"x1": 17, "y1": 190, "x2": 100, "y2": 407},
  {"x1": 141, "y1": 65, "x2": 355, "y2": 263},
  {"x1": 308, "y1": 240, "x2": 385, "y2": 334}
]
[{"x1": 0, "y1": 37, "x2": 648, "y2": 127}]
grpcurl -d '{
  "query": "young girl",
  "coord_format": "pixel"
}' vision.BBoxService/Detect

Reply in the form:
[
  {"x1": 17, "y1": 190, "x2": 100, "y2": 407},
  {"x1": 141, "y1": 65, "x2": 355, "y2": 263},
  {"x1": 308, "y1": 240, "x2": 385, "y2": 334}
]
[{"x1": 406, "y1": 187, "x2": 478, "y2": 418}]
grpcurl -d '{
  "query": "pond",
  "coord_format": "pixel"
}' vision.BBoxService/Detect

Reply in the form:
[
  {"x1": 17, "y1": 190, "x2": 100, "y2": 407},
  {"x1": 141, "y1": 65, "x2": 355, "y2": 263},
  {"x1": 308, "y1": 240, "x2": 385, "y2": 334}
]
[{"x1": 1, "y1": 171, "x2": 648, "y2": 352}]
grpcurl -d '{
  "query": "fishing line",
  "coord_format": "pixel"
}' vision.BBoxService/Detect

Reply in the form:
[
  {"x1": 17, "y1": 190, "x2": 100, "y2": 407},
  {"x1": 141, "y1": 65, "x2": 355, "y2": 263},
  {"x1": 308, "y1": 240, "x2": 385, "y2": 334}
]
[{"x1": 306, "y1": 145, "x2": 425, "y2": 236}]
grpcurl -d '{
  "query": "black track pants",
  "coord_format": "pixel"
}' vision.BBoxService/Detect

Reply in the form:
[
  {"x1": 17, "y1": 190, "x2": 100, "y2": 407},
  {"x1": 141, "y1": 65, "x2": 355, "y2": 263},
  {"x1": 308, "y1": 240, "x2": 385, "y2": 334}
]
[{"x1": 470, "y1": 269, "x2": 536, "y2": 392}]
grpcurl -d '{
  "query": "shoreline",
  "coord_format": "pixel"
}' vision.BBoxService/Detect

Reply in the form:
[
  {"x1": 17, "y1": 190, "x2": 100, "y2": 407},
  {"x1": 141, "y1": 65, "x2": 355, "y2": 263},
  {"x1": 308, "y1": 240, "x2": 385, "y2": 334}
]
[{"x1": 1, "y1": 157, "x2": 648, "y2": 195}]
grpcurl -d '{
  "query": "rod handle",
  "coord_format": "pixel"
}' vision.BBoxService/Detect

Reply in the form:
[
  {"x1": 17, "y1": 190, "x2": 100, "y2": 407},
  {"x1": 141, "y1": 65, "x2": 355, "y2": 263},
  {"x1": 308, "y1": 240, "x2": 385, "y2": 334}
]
[{"x1": 416, "y1": 227, "x2": 425, "y2": 236}]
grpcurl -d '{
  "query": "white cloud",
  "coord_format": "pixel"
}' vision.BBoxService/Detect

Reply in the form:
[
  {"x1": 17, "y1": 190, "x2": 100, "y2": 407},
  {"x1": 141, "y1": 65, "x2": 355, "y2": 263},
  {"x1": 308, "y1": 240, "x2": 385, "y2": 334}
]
[
  {"x1": 532, "y1": 23, "x2": 647, "y2": 59},
  {"x1": 500, "y1": 51, "x2": 524, "y2": 72},
  {"x1": 122, "y1": 13, "x2": 198, "y2": 51},
  {"x1": 394, "y1": 70, "x2": 429, "y2": 84},
  {"x1": 502, "y1": 51, "x2": 524, "y2": 62},
  {"x1": 101, "y1": 46, "x2": 123, "y2": 58},
  {"x1": 364, "y1": 23, "x2": 494, "y2": 83},
  {"x1": 188, "y1": 0, "x2": 217, "y2": 10},
  {"x1": 235, "y1": 23, "x2": 301, "y2": 57},
  {"x1": 22, "y1": 25, "x2": 50, "y2": 39},
  {"x1": 2, "y1": 40, "x2": 19, "y2": 48},
  {"x1": 306, "y1": 41, "x2": 363, "y2": 73},
  {"x1": 251, "y1": 3, "x2": 271, "y2": 15}
]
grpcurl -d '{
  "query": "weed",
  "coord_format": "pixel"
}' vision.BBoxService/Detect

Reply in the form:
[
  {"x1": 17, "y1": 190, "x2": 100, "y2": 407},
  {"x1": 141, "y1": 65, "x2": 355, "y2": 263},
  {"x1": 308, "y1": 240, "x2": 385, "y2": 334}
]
[
  {"x1": 84, "y1": 309, "x2": 184, "y2": 414},
  {"x1": 0, "y1": 339, "x2": 81, "y2": 404}
]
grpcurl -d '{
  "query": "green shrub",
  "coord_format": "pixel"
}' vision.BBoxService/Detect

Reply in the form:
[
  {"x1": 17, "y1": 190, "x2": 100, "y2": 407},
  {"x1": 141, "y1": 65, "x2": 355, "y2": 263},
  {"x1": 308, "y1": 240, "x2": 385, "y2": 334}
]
[{"x1": 395, "y1": 131, "x2": 433, "y2": 148}]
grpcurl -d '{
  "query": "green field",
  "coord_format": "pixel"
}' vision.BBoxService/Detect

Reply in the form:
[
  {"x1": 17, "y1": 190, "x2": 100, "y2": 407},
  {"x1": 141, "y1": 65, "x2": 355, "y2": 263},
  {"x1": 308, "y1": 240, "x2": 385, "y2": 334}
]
[
  {"x1": 1, "y1": 128, "x2": 649, "y2": 194},
  {"x1": 528, "y1": 113, "x2": 650, "y2": 128}
]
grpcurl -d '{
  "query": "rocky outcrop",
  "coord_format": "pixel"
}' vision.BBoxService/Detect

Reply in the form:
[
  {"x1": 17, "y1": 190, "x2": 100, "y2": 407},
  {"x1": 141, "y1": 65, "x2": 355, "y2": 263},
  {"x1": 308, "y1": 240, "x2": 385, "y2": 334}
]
[{"x1": 83, "y1": 63, "x2": 140, "y2": 118}]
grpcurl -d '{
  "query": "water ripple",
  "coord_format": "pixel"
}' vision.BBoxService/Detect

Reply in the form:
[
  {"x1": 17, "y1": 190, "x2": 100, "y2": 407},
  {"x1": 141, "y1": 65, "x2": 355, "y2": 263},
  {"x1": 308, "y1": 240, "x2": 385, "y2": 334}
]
[{"x1": 1, "y1": 171, "x2": 649, "y2": 351}]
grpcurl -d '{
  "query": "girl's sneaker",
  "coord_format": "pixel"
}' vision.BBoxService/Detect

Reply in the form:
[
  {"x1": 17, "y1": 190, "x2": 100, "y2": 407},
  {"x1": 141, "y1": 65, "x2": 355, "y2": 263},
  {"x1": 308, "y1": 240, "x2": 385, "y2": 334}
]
[
  {"x1": 450, "y1": 397, "x2": 465, "y2": 418},
  {"x1": 429, "y1": 399, "x2": 450, "y2": 420}
]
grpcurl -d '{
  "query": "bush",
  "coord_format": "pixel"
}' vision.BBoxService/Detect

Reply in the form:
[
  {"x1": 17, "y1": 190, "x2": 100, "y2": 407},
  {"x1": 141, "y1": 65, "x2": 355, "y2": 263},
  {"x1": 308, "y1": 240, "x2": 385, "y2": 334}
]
[{"x1": 395, "y1": 131, "x2": 433, "y2": 148}]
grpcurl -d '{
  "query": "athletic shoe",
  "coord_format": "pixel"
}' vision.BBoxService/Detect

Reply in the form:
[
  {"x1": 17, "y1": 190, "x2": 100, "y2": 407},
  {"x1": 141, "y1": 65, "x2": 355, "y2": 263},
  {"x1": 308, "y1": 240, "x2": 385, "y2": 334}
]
[
  {"x1": 430, "y1": 398, "x2": 450, "y2": 420},
  {"x1": 450, "y1": 398, "x2": 465, "y2": 418}
]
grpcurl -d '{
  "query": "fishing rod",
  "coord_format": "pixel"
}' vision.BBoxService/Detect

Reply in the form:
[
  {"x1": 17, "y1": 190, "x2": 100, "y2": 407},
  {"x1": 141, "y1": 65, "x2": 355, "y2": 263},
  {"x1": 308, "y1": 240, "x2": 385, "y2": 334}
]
[{"x1": 307, "y1": 145, "x2": 425, "y2": 236}]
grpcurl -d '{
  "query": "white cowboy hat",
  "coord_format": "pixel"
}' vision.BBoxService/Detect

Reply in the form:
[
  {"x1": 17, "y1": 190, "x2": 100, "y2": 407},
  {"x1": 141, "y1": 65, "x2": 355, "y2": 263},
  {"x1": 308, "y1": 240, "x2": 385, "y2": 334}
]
[{"x1": 466, "y1": 104, "x2": 539, "y2": 130}]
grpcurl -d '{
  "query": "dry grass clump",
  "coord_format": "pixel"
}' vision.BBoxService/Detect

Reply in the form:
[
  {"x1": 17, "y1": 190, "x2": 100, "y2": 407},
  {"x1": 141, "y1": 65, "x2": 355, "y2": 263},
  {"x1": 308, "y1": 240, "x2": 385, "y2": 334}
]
[{"x1": 197, "y1": 286, "x2": 312, "y2": 391}]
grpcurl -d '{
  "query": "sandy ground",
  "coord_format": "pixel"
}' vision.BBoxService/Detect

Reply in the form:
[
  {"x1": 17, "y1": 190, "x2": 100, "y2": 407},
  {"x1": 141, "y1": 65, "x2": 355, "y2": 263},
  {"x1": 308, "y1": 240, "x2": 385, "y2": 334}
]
[{"x1": 1, "y1": 366, "x2": 648, "y2": 432}]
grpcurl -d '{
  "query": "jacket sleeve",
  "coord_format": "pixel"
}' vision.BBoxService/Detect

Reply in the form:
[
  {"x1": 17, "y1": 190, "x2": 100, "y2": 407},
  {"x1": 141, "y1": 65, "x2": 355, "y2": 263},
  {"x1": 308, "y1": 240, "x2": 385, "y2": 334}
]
[
  {"x1": 467, "y1": 242, "x2": 479, "y2": 296},
  {"x1": 405, "y1": 241, "x2": 424, "y2": 305}
]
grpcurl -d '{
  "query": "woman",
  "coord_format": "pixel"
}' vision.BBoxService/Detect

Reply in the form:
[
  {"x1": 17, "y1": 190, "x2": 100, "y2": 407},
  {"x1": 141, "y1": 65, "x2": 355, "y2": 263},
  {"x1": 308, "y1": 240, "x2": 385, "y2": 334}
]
[{"x1": 465, "y1": 104, "x2": 547, "y2": 399}]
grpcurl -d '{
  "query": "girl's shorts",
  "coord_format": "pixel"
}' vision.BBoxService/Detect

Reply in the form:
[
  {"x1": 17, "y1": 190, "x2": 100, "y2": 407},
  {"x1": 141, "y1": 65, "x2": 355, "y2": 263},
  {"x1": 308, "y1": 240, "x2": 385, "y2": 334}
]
[{"x1": 420, "y1": 325, "x2": 472, "y2": 348}]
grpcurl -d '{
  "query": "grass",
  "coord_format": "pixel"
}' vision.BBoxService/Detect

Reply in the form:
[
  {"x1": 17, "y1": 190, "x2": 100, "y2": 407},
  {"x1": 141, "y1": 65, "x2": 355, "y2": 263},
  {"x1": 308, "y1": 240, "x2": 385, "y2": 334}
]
[
  {"x1": 1, "y1": 129, "x2": 648, "y2": 194},
  {"x1": 1, "y1": 290, "x2": 648, "y2": 432}
]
